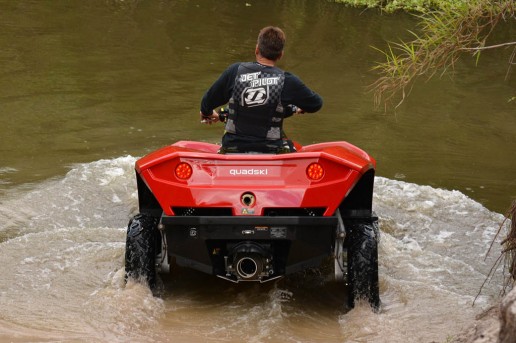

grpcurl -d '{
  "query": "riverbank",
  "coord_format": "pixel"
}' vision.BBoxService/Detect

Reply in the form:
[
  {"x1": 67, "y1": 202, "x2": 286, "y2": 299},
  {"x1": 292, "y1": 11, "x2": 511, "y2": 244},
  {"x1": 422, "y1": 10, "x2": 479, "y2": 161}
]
[
  {"x1": 450, "y1": 287, "x2": 516, "y2": 343},
  {"x1": 334, "y1": 2, "x2": 516, "y2": 339},
  {"x1": 451, "y1": 204, "x2": 515, "y2": 342},
  {"x1": 334, "y1": 0, "x2": 471, "y2": 12}
]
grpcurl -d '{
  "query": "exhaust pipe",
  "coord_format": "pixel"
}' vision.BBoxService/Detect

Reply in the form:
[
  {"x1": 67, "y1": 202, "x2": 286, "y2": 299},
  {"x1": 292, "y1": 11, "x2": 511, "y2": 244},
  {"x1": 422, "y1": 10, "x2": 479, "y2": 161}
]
[
  {"x1": 224, "y1": 242, "x2": 274, "y2": 282},
  {"x1": 235, "y1": 253, "x2": 264, "y2": 280}
]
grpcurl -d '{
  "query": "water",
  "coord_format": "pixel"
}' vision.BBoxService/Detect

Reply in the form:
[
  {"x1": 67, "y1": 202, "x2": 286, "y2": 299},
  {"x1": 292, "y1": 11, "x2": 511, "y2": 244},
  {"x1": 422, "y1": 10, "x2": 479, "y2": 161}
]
[
  {"x1": 0, "y1": 0, "x2": 514, "y2": 341},
  {"x1": 1, "y1": 0, "x2": 514, "y2": 211},
  {"x1": 0, "y1": 157, "x2": 508, "y2": 342}
]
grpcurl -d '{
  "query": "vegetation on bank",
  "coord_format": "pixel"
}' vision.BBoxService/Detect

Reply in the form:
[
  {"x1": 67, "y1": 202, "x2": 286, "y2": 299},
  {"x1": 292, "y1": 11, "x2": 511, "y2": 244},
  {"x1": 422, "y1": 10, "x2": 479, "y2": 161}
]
[
  {"x1": 334, "y1": 0, "x2": 477, "y2": 13},
  {"x1": 335, "y1": 0, "x2": 515, "y2": 109},
  {"x1": 480, "y1": 201, "x2": 516, "y2": 287},
  {"x1": 503, "y1": 202, "x2": 516, "y2": 289},
  {"x1": 342, "y1": 0, "x2": 516, "y2": 302}
]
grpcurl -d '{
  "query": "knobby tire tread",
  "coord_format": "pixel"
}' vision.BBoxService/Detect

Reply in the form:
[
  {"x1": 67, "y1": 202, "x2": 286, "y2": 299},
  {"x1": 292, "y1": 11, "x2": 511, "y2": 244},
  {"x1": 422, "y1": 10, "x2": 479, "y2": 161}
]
[
  {"x1": 125, "y1": 213, "x2": 159, "y2": 289},
  {"x1": 346, "y1": 219, "x2": 380, "y2": 311}
]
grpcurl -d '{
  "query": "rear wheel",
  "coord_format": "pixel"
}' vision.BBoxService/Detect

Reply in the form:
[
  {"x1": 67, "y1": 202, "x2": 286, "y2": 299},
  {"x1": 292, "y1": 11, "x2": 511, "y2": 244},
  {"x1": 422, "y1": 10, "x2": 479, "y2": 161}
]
[
  {"x1": 334, "y1": 210, "x2": 346, "y2": 282},
  {"x1": 125, "y1": 213, "x2": 160, "y2": 289},
  {"x1": 346, "y1": 218, "x2": 380, "y2": 311}
]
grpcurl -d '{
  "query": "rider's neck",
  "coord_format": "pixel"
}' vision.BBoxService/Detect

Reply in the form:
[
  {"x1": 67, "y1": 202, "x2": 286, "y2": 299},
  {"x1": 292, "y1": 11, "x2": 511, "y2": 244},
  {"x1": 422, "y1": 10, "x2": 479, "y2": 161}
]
[
  {"x1": 254, "y1": 47, "x2": 278, "y2": 67},
  {"x1": 255, "y1": 56, "x2": 275, "y2": 67}
]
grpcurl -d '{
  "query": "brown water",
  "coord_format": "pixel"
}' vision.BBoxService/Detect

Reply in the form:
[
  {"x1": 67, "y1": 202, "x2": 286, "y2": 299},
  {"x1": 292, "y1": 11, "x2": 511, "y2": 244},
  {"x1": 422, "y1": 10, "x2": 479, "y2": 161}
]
[{"x1": 0, "y1": 0, "x2": 515, "y2": 342}]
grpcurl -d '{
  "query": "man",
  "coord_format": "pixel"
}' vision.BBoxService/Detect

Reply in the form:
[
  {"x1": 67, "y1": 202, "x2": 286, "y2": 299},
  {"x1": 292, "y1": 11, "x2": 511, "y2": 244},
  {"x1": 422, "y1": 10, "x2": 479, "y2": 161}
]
[{"x1": 200, "y1": 26, "x2": 322, "y2": 153}]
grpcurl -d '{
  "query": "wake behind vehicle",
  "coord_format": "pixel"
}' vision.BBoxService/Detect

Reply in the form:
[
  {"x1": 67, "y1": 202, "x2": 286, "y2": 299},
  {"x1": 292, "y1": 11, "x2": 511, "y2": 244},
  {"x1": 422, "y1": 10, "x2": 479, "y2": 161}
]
[{"x1": 125, "y1": 138, "x2": 380, "y2": 310}]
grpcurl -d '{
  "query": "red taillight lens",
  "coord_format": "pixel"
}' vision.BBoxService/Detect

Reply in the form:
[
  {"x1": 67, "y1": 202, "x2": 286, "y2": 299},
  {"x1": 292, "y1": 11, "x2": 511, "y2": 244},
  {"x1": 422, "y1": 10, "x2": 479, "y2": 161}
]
[
  {"x1": 306, "y1": 163, "x2": 324, "y2": 180},
  {"x1": 175, "y1": 162, "x2": 192, "y2": 179}
]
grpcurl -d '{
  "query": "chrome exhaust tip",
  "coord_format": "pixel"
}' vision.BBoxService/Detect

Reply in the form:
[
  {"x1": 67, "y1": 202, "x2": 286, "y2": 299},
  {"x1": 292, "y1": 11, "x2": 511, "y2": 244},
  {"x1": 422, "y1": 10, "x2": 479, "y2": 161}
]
[{"x1": 235, "y1": 254, "x2": 263, "y2": 280}]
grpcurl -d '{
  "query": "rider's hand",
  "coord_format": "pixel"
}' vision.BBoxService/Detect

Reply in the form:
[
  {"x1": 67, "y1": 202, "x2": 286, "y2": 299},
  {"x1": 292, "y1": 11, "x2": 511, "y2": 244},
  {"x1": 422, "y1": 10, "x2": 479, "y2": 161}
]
[
  {"x1": 295, "y1": 107, "x2": 305, "y2": 115},
  {"x1": 200, "y1": 110, "x2": 219, "y2": 124},
  {"x1": 287, "y1": 105, "x2": 305, "y2": 116}
]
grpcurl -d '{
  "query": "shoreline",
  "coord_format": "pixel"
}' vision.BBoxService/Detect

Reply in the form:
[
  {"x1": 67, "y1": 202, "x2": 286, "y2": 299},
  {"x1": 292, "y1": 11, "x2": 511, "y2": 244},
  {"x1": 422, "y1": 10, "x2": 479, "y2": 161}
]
[{"x1": 333, "y1": 0, "x2": 468, "y2": 13}]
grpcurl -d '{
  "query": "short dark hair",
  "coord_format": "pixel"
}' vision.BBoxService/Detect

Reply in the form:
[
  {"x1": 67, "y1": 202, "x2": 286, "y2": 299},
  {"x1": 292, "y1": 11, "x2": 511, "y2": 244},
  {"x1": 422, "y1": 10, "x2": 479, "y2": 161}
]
[{"x1": 257, "y1": 26, "x2": 285, "y2": 61}]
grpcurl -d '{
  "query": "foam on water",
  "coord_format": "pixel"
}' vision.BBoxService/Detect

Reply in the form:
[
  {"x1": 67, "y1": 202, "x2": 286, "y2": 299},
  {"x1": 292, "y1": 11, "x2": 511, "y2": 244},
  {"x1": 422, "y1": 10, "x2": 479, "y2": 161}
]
[
  {"x1": 0, "y1": 157, "x2": 510, "y2": 342},
  {"x1": 0, "y1": 156, "x2": 138, "y2": 239},
  {"x1": 0, "y1": 168, "x2": 17, "y2": 186},
  {"x1": 0, "y1": 226, "x2": 165, "y2": 342}
]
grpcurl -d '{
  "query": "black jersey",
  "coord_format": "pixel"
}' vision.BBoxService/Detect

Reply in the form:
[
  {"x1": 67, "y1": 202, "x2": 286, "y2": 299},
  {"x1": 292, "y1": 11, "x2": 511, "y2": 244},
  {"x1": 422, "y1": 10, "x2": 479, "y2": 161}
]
[
  {"x1": 200, "y1": 62, "x2": 322, "y2": 151},
  {"x1": 225, "y1": 62, "x2": 285, "y2": 140},
  {"x1": 201, "y1": 62, "x2": 322, "y2": 117}
]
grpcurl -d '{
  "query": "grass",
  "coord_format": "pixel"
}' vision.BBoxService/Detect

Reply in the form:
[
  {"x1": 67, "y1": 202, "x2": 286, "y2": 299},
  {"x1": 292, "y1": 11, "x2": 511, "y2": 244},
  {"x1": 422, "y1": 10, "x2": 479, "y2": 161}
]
[
  {"x1": 475, "y1": 200, "x2": 516, "y2": 304},
  {"x1": 365, "y1": 0, "x2": 515, "y2": 109},
  {"x1": 333, "y1": 0, "x2": 477, "y2": 13}
]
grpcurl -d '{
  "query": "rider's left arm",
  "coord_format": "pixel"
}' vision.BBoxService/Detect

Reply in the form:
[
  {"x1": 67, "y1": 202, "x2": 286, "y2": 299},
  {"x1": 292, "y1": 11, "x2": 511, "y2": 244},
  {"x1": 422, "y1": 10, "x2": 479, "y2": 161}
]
[{"x1": 281, "y1": 72, "x2": 323, "y2": 114}]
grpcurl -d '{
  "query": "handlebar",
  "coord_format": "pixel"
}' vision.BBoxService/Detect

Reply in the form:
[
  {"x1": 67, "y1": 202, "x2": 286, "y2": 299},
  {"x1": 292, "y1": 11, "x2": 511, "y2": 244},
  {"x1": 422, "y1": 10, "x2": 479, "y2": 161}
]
[
  {"x1": 201, "y1": 105, "x2": 303, "y2": 124},
  {"x1": 201, "y1": 108, "x2": 229, "y2": 124}
]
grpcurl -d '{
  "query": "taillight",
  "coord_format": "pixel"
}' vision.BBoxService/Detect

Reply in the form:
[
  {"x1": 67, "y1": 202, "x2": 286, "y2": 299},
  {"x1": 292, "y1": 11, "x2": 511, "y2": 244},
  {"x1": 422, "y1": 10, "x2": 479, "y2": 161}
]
[
  {"x1": 175, "y1": 162, "x2": 192, "y2": 179},
  {"x1": 306, "y1": 163, "x2": 324, "y2": 180}
]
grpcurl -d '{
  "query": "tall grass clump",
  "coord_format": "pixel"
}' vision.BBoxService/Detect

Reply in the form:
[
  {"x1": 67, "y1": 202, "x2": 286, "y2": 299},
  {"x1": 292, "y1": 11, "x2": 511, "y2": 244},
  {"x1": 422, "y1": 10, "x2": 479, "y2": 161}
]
[
  {"x1": 475, "y1": 201, "x2": 516, "y2": 304},
  {"x1": 366, "y1": 0, "x2": 515, "y2": 109},
  {"x1": 335, "y1": 0, "x2": 476, "y2": 13}
]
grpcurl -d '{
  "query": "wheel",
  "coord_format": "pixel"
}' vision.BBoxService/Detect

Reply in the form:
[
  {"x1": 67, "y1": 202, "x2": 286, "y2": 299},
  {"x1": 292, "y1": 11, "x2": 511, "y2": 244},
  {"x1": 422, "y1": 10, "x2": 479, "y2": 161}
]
[
  {"x1": 346, "y1": 218, "x2": 380, "y2": 311},
  {"x1": 334, "y1": 210, "x2": 346, "y2": 282},
  {"x1": 125, "y1": 213, "x2": 159, "y2": 289}
]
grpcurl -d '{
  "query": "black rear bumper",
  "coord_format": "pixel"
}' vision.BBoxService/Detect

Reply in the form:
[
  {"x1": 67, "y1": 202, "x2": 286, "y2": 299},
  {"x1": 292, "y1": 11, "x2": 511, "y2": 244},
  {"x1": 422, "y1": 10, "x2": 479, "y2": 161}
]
[
  {"x1": 161, "y1": 215, "x2": 338, "y2": 277},
  {"x1": 161, "y1": 215, "x2": 338, "y2": 227}
]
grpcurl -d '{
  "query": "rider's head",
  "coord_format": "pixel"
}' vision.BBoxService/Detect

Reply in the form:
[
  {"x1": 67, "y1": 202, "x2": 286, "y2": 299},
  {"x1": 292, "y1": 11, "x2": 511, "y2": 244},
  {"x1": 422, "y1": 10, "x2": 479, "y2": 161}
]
[{"x1": 256, "y1": 26, "x2": 285, "y2": 61}]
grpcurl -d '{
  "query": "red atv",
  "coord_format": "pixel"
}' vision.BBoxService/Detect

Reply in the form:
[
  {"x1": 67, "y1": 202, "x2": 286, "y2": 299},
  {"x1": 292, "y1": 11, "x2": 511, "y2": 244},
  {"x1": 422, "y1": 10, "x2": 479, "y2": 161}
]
[{"x1": 125, "y1": 137, "x2": 380, "y2": 310}]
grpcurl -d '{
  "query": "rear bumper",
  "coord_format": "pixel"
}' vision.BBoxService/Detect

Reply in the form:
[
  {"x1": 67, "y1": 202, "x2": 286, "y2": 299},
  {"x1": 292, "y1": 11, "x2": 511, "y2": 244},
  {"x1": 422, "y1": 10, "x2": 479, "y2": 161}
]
[
  {"x1": 160, "y1": 215, "x2": 338, "y2": 277},
  {"x1": 161, "y1": 215, "x2": 338, "y2": 227}
]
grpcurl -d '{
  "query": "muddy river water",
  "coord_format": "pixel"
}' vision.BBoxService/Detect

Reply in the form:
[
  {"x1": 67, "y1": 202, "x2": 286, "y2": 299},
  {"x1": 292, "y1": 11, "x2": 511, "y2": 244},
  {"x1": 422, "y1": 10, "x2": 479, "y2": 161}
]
[{"x1": 0, "y1": 1, "x2": 515, "y2": 342}]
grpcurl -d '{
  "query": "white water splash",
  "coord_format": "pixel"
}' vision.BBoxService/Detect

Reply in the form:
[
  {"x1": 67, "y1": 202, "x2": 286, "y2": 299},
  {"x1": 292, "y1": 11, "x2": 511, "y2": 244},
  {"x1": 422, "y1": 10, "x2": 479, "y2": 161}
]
[{"x1": 0, "y1": 159, "x2": 509, "y2": 342}]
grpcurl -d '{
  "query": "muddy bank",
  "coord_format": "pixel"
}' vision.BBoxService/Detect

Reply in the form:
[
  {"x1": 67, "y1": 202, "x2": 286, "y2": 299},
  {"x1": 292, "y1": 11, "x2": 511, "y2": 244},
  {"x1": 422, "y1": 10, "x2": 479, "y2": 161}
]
[{"x1": 451, "y1": 287, "x2": 516, "y2": 343}]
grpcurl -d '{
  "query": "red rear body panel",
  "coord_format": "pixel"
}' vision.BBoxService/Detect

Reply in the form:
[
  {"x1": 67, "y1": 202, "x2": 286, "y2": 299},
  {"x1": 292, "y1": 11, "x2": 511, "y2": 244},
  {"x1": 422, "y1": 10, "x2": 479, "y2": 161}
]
[{"x1": 136, "y1": 141, "x2": 376, "y2": 217}]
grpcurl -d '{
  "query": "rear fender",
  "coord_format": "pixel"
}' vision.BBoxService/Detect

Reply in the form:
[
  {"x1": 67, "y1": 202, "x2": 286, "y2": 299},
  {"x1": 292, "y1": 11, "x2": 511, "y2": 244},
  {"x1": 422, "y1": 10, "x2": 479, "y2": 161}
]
[
  {"x1": 338, "y1": 168, "x2": 375, "y2": 218},
  {"x1": 136, "y1": 173, "x2": 162, "y2": 217},
  {"x1": 135, "y1": 141, "x2": 375, "y2": 217}
]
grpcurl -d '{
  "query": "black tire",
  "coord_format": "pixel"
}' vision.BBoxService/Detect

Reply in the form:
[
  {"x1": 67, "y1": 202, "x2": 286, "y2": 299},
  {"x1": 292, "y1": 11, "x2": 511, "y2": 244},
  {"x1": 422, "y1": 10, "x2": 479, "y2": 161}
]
[
  {"x1": 125, "y1": 213, "x2": 159, "y2": 289},
  {"x1": 346, "y1": 218, "x2": 380, "y2": 311}
]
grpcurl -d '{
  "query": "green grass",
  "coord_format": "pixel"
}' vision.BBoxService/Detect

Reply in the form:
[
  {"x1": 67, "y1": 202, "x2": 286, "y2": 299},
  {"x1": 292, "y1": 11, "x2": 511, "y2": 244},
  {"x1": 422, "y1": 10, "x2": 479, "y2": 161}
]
[{"x1": 333, "y1": 0, "x2": 478, "y2": 13}]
